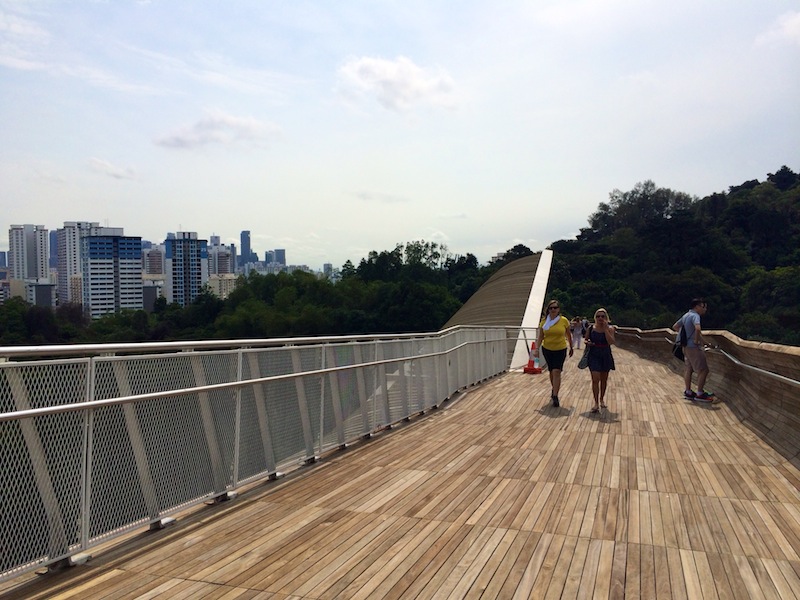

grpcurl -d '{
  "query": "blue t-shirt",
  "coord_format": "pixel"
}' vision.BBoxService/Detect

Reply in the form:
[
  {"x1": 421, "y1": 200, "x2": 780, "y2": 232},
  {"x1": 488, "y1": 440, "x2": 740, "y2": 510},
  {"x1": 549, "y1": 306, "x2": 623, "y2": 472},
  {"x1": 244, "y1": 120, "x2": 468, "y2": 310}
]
[{"x1": 679, "y1": 311, "x2": 701, "y2": 348}]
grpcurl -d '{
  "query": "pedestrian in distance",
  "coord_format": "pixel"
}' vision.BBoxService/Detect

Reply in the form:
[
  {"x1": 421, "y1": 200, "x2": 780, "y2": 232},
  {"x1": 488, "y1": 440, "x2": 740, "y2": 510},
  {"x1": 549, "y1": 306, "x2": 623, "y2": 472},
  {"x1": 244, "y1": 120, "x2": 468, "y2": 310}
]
[
  {"x1": 534, "y1": 299, "x2": 574, "y2": 407},
  {"x1": 570, "y1": 317, "x2": 583, "y2": 349},
  {"x1": 673, "y1": 298, "x2": 715, "y2": 401},
  {"x1": 585, "y1": 307, "x2": 616, "y2": 413}
]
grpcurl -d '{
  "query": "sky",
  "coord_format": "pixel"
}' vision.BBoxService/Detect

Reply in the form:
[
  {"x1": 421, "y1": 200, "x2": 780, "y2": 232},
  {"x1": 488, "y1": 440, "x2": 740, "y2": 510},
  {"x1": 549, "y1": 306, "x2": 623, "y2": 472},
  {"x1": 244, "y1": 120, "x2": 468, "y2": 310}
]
[{"x1": 1, "y1": 1, "x2": 798, "y2": 270}]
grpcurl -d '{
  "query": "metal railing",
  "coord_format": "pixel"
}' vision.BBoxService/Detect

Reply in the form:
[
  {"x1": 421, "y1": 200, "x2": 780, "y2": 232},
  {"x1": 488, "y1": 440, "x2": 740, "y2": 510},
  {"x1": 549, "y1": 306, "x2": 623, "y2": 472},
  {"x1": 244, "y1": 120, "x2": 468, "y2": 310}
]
[
  {"x1": 615, "y1": 327, "x2": 800, "y2": 388},
  {"x1": 0, "y1": 326, "x2": 514, "y2": 582}
]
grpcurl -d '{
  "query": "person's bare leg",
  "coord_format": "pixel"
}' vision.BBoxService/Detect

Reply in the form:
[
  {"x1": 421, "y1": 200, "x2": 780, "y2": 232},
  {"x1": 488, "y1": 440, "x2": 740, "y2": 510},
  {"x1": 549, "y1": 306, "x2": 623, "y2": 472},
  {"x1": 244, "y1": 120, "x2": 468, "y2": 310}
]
[
  {"x1": 591, "y1": 372, "x2": 600, "y2": 409},
  {"x1": 599, "y1": 373, "x2": 609, "y2": 407},
  {"x1": 696, "y1": 367, "x2": 709, "y2": 393},
  {"x1": 552, "y1": 370, "x2": 562, "y2": 397}
]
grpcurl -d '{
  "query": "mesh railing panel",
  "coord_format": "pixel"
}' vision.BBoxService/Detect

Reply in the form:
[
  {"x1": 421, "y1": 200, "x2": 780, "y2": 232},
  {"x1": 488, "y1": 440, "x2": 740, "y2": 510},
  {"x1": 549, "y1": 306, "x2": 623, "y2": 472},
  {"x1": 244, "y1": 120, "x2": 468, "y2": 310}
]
[{"x1": 0, "y1": 327, "x2": 509, "y2": 582}]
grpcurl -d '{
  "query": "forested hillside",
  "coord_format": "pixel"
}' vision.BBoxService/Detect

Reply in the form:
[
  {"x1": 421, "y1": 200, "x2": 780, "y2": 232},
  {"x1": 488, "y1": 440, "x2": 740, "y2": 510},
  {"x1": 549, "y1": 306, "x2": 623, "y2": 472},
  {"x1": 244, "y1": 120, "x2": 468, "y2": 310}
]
[
  {"x1": 1, "y1": 166, "x2": 797, "y2": 346},
  {"x1": 547, "y1": 165, "x2": 799, "y2": 344}
]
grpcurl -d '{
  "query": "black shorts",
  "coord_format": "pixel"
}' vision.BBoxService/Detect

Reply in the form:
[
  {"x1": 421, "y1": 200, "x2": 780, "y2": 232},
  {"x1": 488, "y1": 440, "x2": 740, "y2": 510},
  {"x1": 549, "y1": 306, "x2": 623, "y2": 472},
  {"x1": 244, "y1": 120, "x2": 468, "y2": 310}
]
[{"x1": 541, "y1": 347, "x2": 567, "y2": 371}]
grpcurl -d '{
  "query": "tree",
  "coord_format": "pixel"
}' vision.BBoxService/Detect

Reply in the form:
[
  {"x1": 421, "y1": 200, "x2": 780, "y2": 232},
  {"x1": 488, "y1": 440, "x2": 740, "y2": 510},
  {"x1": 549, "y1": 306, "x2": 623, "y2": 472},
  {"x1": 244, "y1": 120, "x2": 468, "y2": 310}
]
[
  {"x1": 767, "y1": 165, "x2": 799, "y2": 192},
  {"x1": 0, "y1": 298, "x2": 31, "y2": 345}
]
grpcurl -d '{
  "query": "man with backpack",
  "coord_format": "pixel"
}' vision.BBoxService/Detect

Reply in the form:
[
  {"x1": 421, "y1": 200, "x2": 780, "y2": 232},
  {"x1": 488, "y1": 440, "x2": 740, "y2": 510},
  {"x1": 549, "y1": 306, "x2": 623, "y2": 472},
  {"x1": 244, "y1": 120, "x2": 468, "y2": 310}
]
[{"x1": 673, "y1": 298, "x2": 715, "y2": 401}]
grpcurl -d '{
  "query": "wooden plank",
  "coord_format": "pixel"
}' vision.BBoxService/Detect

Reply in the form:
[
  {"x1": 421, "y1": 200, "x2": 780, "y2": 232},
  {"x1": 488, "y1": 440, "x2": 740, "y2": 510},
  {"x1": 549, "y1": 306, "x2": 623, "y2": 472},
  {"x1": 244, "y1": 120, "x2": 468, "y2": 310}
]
[
  {"x1": 573, "y1": 538, "x2": 601, "y2": 600},
  {"x1": 388, "y1": 522, "x2": 474, "y2": 600},
  {"x1": 558, "y1": 537, "x2": 591, "y2": 600},
  {"x1": 666, "y1": 546, "x2": 688, "y2": 600},
  {"x1": 624, "y1": 542, "x2": 641, "y2": 600},
  {"x1": 461, "y1": 529, "x2": 519, "y2": 599},
  {"x1": 652, "y1": 545, "x2": 672, "y2": 599}
]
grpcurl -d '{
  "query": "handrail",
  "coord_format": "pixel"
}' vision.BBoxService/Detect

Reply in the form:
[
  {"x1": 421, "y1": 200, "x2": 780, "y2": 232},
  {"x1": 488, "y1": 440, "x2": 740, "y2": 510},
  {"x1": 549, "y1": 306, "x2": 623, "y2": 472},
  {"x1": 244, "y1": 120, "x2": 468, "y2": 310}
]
[
  {"x1": 712, "y1": 346, "x2": 800, "y2": 389},
  {"x1": 0, "y1": 325, "x2": 513, "y2": 582},
  {"x1": 615, "y1": 326, "x2": 800, "y2": 386},
  {"x1": 0, "y1": 339, "x2": 476, "y2": 422},
  {"x1": 0, "y1": 324, "x2": 536, "y2": 360}
]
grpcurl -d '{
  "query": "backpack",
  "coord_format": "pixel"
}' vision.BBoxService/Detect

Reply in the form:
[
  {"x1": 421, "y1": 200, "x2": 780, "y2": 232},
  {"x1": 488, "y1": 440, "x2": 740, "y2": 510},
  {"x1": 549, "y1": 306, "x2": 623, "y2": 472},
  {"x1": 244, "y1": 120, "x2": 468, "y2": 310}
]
[{"x1": 671, "y1": 317, "x2": 688, "y2": 361}]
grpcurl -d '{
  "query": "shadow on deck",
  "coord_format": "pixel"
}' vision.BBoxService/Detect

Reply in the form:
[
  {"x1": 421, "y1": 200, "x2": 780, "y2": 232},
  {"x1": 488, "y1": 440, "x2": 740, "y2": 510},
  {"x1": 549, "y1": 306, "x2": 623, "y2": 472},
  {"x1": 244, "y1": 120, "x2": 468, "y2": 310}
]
[{"x1": 4, "y1": 346, "x2": 800, "y2": 599}]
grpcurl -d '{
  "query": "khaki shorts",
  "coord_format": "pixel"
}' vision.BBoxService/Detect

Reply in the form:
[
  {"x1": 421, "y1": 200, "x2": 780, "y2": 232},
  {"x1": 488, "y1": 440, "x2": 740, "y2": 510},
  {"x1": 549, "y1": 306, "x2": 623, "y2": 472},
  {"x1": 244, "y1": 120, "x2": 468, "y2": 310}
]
[{"x1": 684, "y1": 346, "x2": 708, "y2": 372}]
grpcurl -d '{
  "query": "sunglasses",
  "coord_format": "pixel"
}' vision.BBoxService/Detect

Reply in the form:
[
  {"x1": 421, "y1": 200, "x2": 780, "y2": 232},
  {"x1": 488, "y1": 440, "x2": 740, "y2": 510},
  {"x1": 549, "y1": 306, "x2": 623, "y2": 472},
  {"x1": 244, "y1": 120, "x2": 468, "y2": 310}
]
[
  {"x1": 596, "y1": 314, "x2": 607, "y2": 319},
  {"x1": 548, "y1": 306, "x2": 559, "y2": 310}
]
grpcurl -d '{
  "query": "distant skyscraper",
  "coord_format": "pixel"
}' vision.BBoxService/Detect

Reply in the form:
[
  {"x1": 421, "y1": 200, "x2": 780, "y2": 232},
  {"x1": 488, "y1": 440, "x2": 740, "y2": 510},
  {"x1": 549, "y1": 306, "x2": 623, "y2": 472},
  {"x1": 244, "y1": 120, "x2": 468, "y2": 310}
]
[
  {"x1": 49, "y1": 230, "x2": 58, "y2": 269},
  {"x1": 81, "y1": 234, "x2": 143, "y2": 319},
  {"x1": 240, "y1": 230, "x2": 251, "y2": 268},
  {"x1": 0, "y1": 251, "x2": 6, "y2": 267},
  {"x1": 208, "y1": 244, "x2": 234, "y2": 275},
  {"x1": 164, "y1": 232, "x2": 208, "y2": 307},
  {"x1": 274, "y1": 249, "x2": 286, "y2": 266},
  {"x1": 143, "y1": 246, "x2": 165, "y2": 274},
  {"x1": 57, "y1": 222, "x2": 123, "y2": 306},
  {"x1": 209, "y1": 235, "x2": 220, "y2": 246},
  {"x1": 8, "y1": 224, "x2": 48, "y2": 281},
  {"x1": 265, "y1": 250, "x2": 275, "y2": 264}
]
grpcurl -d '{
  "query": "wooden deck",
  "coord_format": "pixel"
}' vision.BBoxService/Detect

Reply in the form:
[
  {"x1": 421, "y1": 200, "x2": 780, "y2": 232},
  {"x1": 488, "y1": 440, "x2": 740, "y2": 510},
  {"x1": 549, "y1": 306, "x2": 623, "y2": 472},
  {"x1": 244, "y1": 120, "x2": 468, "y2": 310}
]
[{"x1": 4, "y1": 346, "x2": 800, "y2": 599}]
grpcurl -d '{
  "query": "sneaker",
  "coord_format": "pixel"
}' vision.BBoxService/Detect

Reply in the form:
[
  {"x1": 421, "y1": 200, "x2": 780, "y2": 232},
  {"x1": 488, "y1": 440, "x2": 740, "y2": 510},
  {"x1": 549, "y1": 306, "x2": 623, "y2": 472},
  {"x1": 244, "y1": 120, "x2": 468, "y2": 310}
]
[
  {"x1": 696, "y1": 391, "x2": 715, "y2": 401},
  {"x1": 552, "y1": 395, "x2": 559, "y2": 407},
  {"x1": 683, "y1": 390, "x2": 696, "y2": 399}
]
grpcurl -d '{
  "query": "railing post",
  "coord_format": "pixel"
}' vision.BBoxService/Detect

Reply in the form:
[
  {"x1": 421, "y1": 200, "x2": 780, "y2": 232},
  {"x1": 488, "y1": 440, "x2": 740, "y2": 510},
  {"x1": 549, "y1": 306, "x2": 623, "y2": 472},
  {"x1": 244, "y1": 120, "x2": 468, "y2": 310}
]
[
  {"x1": 110, "y1": 361, "x2": 161, "y2": 523},
  {"x1": 233, "y1": 348, "x2": 243, "y2": 487},
  {"x1": 326, "y1": 346, "x2": 347, "y2": 448},
  {"x1": 353, "y1": 345, "x2": 371, "y2": 437},
  {"x1": 80, "y1": 356, "x2": 96, "y2": 552},
  {"x1": 188, "y1": 354, "x2": 230, "y2": 499},
  {"x1": 246, "y1": 351, "x2": 278, "y2": 478},
  {"x1": 290, "y1": 348, "x2": 317, "y2": 462},
  {"x1": 5, "y1": 369, "x2": 70, "y2": 565},
  {"x1": 318, "y1": 344, "x2": 326, "y2": 456}
]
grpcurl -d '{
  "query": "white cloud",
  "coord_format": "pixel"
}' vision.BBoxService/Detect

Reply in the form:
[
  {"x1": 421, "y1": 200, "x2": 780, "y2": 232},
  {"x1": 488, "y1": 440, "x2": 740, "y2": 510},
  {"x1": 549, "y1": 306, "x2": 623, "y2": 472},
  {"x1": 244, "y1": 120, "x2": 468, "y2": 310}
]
[
  {"x1": 121, "y1": 44, "x2": 304, "y2": 99},
  {"x1": 154, "y1": 112, "x2": 282, "y2": 149},
  {"x1": 337, "y1": 55, "x2": 457, "y2": 112},
  {"x1": 89, "y1": 158, "x2": 137, "y2": 180},
  {"x1": 353, "y1": 190, "x2": 409, "y2": 204},
  {"x1": 0, "y1": 8, "x2": 49, "y2": 70},
  {"x1": 756, "y1": 11, "x2": 800, "y2": 46}
]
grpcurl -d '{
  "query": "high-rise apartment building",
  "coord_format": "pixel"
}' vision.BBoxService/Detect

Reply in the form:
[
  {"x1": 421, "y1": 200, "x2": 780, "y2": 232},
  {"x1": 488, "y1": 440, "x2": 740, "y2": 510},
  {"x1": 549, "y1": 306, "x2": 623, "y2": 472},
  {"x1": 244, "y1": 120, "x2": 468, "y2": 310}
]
[
  {"x1": 143, "y1": 246, "x2": 166, "y2": 274},
  {"x1": 239, "y1": 230, "x2": 251, "y2": 268},
  {"x1": 164, "y1": 232, "x2": 208, "y2": 307},
  {"x1": 208, "y1": 244, "x2": 234, "y2": 275},
  {"x1": 49, "y1": 230, "x2": 58, "y2": 269},
  {"x1": 81, "y1": 234, "x2": 143, "y2": 319},
  {"x1": 8, "y1": 224, "x2": 49, "y2": 281},
  {"x1": 56, "y1": 222, "x2": 123, "y2": 305}
]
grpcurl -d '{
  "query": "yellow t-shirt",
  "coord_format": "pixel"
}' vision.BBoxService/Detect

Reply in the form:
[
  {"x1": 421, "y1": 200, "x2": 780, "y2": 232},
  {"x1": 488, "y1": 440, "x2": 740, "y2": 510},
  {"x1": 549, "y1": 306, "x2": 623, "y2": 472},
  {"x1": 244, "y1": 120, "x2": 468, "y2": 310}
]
[{"x1": 539, "y1": 316, "x2": 570, "y2": 351}]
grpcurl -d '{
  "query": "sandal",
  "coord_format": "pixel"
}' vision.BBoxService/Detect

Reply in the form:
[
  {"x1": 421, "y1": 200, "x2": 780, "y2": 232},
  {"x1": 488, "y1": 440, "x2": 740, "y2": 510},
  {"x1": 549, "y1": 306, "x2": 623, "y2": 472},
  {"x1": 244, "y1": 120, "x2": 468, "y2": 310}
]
[
  {"x1": 590, "y1": 406, "x2": 599, "y2": 413},
  {"x1": 600, "y1": 401, "x2": 607, "y2": 409}
]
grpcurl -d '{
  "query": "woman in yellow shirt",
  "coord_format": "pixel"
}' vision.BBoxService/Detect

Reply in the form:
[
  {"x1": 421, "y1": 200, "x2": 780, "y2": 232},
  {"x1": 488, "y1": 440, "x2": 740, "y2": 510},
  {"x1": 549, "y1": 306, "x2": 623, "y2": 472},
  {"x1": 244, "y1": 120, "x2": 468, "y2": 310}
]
[{"x1": 534, "y1": 299, "x2": 574, "y2": 407}]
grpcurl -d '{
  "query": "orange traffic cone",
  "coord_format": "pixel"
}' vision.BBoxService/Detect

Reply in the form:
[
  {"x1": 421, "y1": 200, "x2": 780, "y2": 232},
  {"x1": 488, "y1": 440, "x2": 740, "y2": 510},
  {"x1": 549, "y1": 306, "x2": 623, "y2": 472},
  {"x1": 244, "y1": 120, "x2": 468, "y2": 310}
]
[{"x1": 523, "y1": 341, "x2": 542, "y2": 374}]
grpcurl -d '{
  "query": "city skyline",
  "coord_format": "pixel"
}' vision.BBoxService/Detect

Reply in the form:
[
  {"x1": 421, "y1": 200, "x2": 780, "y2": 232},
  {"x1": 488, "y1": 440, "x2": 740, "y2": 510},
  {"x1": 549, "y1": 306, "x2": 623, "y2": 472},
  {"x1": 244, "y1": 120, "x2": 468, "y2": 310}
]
[{"x1": 2, "y1": 2, "x2": 798, "y2": 268}]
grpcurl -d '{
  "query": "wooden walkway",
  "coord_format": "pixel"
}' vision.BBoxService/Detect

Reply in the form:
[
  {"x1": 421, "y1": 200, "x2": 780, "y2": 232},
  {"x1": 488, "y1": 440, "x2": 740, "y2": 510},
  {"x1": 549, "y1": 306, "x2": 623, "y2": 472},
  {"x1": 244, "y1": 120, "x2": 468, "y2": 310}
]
[{"x1": 4, "y1": 347, "x2": 800, "y2": 599}]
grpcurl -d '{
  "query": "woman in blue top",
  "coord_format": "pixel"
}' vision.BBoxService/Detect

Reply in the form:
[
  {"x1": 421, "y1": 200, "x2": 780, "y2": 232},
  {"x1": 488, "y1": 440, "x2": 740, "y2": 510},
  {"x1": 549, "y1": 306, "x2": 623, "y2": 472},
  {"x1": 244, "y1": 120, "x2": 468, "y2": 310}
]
[{"x1": 584, "y1": 307, "x2": 616, "y2": 413}]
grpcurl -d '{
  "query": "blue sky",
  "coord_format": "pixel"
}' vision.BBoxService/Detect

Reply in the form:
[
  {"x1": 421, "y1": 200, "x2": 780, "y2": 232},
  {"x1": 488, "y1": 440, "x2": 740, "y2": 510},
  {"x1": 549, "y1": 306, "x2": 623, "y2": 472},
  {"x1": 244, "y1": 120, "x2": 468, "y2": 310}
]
[{"x1": 2, "y1": 1, "x2": 798, "y2": 269}]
